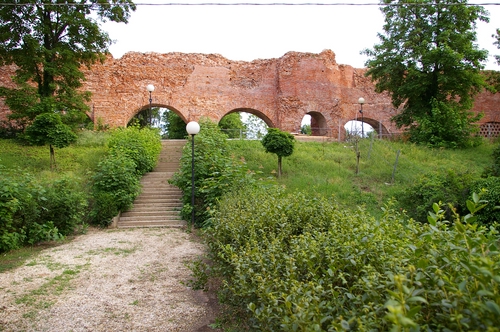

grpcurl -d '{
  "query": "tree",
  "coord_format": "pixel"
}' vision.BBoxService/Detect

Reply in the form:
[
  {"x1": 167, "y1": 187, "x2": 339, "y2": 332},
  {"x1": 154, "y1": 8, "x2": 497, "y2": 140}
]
[
  {"x1": 219, "y1": 112, "x2": 245, "y2": 139},
  {"x1": 494, "y1": 28, "x2": 500, "y2": 65},
  {"x1": 261, "y1": 128, "x2": 295, "y2": 178},
  {"x1": 244, "y1": 113, "x2": 268, "y2": 139},
  {"x1": 0, "y1": 0, "x2": 136, "y2": 129},
  {"x1": 162, "y1": 110, "x2": 186, "y2": 139},
  {"x1": 300, "y1": 124, "x2": 311, "y2": 135},
  {"x1": 363, "y1": 0, "x2": 488, "y2": 148},
  {"x1": 25, "y1": 112, "x2": 77, "y2": 168}
]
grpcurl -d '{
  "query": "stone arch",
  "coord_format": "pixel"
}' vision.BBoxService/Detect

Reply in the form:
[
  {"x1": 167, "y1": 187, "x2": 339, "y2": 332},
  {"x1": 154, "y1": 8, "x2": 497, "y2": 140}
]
[
  {"x1": 480, "y1": 122, "x2": 500, "y2": 139},
  {"x1": 127, "y1": 104, "x2": 188, "y2": 126},
  {"x1": 308, "y1": 111, "x2": 329, "y2": 136},
  {"x1": 359, "y1": 117, "x2": 390, "y2": 138},
  {"x1": 225, "y1": 108, "x2": 275, "y2": 128}
]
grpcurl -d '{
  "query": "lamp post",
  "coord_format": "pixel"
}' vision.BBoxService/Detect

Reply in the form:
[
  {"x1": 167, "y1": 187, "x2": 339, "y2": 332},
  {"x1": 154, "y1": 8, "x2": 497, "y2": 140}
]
[
  {"x1": 147, "y1": 84, "x2": 155, "y2": 125},
  {"x1": 186, "y1": 121, "x2": 200, "y2": 227},
  {"x1": 358, "y1": 97, "x2": 365, "y2": 138}
]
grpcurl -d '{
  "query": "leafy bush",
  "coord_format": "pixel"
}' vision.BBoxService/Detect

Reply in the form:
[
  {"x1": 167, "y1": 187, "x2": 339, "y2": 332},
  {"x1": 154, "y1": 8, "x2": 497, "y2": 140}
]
[
  {"x1": 397, "y1": 169, "x2": 474, "y2": 222},
  {"x1": 89, "y1": 154, "x2": 140, "y2": 227},
  {"x1": 469, "y1": 177, "x2": 500, "y2": 226},
  {"x1": 39, "y1": 175, "x2": 88, "y2": 235},
  {"x1": 0, "y1": 168, "x2": 87, "y2": 252},
  {"x1": 170, "y1": 118, "x2": 267, "y2": 227},
  {"x1": 202, "y1": 186, "x2": 500, "y2": 331},
  {"x1": 107, "y1": 126, "x2": 161, "y2": 175}
]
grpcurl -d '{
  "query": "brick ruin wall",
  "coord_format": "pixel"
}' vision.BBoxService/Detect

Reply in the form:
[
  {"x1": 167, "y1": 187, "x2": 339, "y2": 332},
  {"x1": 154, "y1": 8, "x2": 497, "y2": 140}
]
[{"x1": 1, "y1": 49, "x2": 499, "y2": 138}]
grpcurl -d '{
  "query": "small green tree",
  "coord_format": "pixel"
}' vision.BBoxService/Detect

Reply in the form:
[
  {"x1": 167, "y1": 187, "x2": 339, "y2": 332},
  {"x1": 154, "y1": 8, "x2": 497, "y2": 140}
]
[
  {"x1": 25, "y1": 112, "x2": 77, "y2": 168},
  {"x1": 261, "y1": 128, "x2": 295, "y2": 178}
]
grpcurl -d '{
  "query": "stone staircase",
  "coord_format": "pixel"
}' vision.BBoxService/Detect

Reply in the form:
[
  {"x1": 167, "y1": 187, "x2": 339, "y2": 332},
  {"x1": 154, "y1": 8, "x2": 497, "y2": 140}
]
[{"x1": 116, "y1": 140, "x2": 187, "y2": 228}]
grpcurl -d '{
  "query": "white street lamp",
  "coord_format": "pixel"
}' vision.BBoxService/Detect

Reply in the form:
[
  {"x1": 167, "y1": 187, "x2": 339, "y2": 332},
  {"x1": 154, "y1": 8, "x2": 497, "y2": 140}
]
[
  {"x1": 186, "y1": 121, "x2": 200, "y2": 227},
  {"x1": 358, "y1": 97, "x2": 365, "y2": 138}
]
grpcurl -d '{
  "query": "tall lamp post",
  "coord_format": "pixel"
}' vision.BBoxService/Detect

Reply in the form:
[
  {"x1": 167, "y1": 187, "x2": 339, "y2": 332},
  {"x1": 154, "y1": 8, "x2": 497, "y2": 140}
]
[
  {"x1": 186, "y1": 121, "x2": 200, "y2": 227},
  {"x1": 147, "y1": 84, "x2": 155, "y2": 125},
  {"x1": 358, "y1": 97, "x2": 365, "y2": 138}
]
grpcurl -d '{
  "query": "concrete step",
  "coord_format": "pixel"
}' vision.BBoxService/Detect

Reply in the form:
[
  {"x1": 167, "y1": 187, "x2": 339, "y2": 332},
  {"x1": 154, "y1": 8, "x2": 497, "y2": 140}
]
[
  {"x1": 118, "y1": 220, "x2": 186, "y2": 228},
  {"x1": 120, "y1": 216, "x2": 183, "y2": 222},
  {"x1": 115, "y1": 139, "x2": 187, "y2": 229},
  {"x1": 121, "y1": 210, "x2": 181, "y2": 218}
]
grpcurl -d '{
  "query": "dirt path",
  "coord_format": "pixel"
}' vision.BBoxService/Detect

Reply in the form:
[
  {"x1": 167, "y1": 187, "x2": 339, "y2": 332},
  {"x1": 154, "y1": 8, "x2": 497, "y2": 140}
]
[{"x1": 0, "y1": 228, "x2": 220, "y2": 332}]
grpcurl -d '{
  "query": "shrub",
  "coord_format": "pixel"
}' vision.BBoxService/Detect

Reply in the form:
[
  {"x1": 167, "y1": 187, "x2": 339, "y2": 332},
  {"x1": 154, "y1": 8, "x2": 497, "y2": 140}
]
[
  {"x1": 107, "y1": 126, "x2": 161, "y2": 175},
  {"x1": 89, "y1": 154, "x2": 140, "y2": 227},
  {"x1": 0, "y1": 168, "x2": 85, "y2": 252},
  {"x1": 39, "y1": 175, "x2": 88, "y2": 235},
  {"x1": 397, "y1": 169, "x2": 474, "y2": 222},
  {"x1": 482, "y1": 143, "x2": 500, "y2": 177},
  {"x1": 202, "y1": 186, "x2": 500, "y2": 331},
  {"x1": 469, "y1": 177, "x2": 500, "y2": 226},
  {"x1": 170, "y1": 118, "x2": 266, "y2": 227}
]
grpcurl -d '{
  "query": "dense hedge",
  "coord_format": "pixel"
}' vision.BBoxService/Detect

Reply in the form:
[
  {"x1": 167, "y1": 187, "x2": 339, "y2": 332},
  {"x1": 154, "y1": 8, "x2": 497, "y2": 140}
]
[
  {"x1": 0, "y1": 168, "x2": 87, "y2": 252},
  {"x1": 107, "y1": 125, "x2": 162, "y2": 175},
  {"x1": 203, "y1": 186, "x2": 500, "y2": 331},
  {"x1": 170, "y1": 119, "x2": 269, "y2": 227},
  {"x1": 88, "y1": 126, "x2": 161, "y2": 227},
  {"x1": 397, "y1": 169, "x2": 474, "y2": 222}
]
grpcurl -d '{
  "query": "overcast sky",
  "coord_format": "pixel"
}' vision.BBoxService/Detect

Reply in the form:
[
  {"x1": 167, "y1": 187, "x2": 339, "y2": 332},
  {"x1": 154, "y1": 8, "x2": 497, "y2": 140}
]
[{"x1": 101, "y1": 0, "x2": 500, "y2": 70}]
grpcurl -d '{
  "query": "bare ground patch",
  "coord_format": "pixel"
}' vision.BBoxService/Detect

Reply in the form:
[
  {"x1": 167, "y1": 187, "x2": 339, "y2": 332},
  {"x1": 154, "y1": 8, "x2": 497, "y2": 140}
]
[{"x1": 0, "y1": 228, "x2": 220, "y2": 332}]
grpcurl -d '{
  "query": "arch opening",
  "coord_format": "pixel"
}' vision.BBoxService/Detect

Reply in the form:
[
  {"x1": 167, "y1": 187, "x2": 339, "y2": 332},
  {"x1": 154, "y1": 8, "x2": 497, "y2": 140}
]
[
  {"x1": 308, "y1": 112, "x2": 329, "y2": 136},
  {"x1": 221, "y1": 108, "x2": 270, "y2": 139},
  {"x1": 128, "y1": 105, "x2": 188, "y2": 139},
  {"x1": 345, "y1": 117, "x2": 390, "y2": 139}
]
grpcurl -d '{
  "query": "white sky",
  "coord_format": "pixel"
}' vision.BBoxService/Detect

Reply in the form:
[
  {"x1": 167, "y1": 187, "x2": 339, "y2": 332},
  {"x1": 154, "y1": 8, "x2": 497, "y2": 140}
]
[{"x1": 101, "y1": 0, "x2": 500, "y2": 70}]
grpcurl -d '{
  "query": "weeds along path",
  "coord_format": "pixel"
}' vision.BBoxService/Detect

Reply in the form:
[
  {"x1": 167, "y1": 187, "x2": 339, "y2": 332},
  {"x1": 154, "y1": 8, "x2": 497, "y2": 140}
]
[{"x1": 0, "y1": 228, "x2": 219, "y2": 332}]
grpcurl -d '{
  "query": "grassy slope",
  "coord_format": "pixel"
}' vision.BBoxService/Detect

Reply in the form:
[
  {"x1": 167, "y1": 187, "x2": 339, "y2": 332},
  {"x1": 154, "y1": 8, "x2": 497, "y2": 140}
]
[
  {"x1": 228, "y1": 138, "x2": 495, "y2": 217},
  {"x1": 0, "y1": 133, "x2": 108, "y2": 175}
]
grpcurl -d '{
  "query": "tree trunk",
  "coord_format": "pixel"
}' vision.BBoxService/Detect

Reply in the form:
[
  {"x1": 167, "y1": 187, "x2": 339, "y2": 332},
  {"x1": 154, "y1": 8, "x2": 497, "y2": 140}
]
[
  {"x1": 278, "y1": 156, "x2": 282, "y2": 178},
  {"x1": 50, "y1": 144, "x2": 55, "y2": 169}
]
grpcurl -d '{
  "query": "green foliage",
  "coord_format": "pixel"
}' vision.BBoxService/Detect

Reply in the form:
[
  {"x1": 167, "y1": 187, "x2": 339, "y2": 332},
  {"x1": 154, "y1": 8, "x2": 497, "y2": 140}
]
[
  {"x1": 107, "y1": 126, "x2": 162, "y2": 175},
  {"x1": 219, "y1": 112, "x2": 246, "y2": 139},
  {"x1": 363, "y1": 0, "x2": 488, "y2": 148},
  {"x1": 398, "y1": 169, "x2": 475, "y2": 222},
  {"x1": 128, "y1": 107, "x2": 163, "y2": 129},
  {"x1": 88, "y1": 126, "x2": 160, "y2": 227},
  {"x1": 89, "y1": 154, "x2": 140, "y2": 227},
  {"x1": 0, "y1": 167, "x2": 88, "y2": 252},
  {"x1": 244, "y1": 113, "x2": 268, "y2": 139},
  {"x1": 300, "y1": 124, "x2": 311, "y2": 135},
  {"x1": 469, "y1": 177, "x2": 500, "y2": 226},
  {"x1": 261, "y1": 128, "x2": 295, "y2": 177},
  {"x1": 203, "y1": 186, "x2": 500, "y2": 331},
  {"x1": 162, "y1": 110, "x2": 187, "y2": 139},
  {"x1": 495, "y1": 28, "x2": 500, "y2": 66},
  {"x1": 0, "y1": 0, "x2": 136, "y2": 128},
  {"x1": 407, "y1": 98, "x2": 483, "y2": 148},
  {"x1": 39, "y1": 176, "x2": 88, "y2": 235},
  {"x1": 24, "y1": 112, "x2": 78, "y2": 168},
  {"x1": 483, "y1": 143, "x2": 500, "y2": 177},
  {"x1": 228, "y1": 138, "x2": 493, "y2": 218},
  {"x1": 25, "y1": 113, "x2": 77, "y2": 148},
  {"x1": 170, "y1": 118, "x2": 268, "y2": 227}
]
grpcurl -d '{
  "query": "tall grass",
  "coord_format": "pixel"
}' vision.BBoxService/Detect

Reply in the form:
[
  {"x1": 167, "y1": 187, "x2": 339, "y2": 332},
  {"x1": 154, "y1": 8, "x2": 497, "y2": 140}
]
[{"x1": 228, "y1": 138, "x2": 495, "y2": 216}]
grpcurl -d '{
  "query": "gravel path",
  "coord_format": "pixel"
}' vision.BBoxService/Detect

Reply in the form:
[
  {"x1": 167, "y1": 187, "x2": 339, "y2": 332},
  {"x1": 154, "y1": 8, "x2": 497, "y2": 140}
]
[{"x1": 0, "y1": 227, "x2": 219, "y2": 332}]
